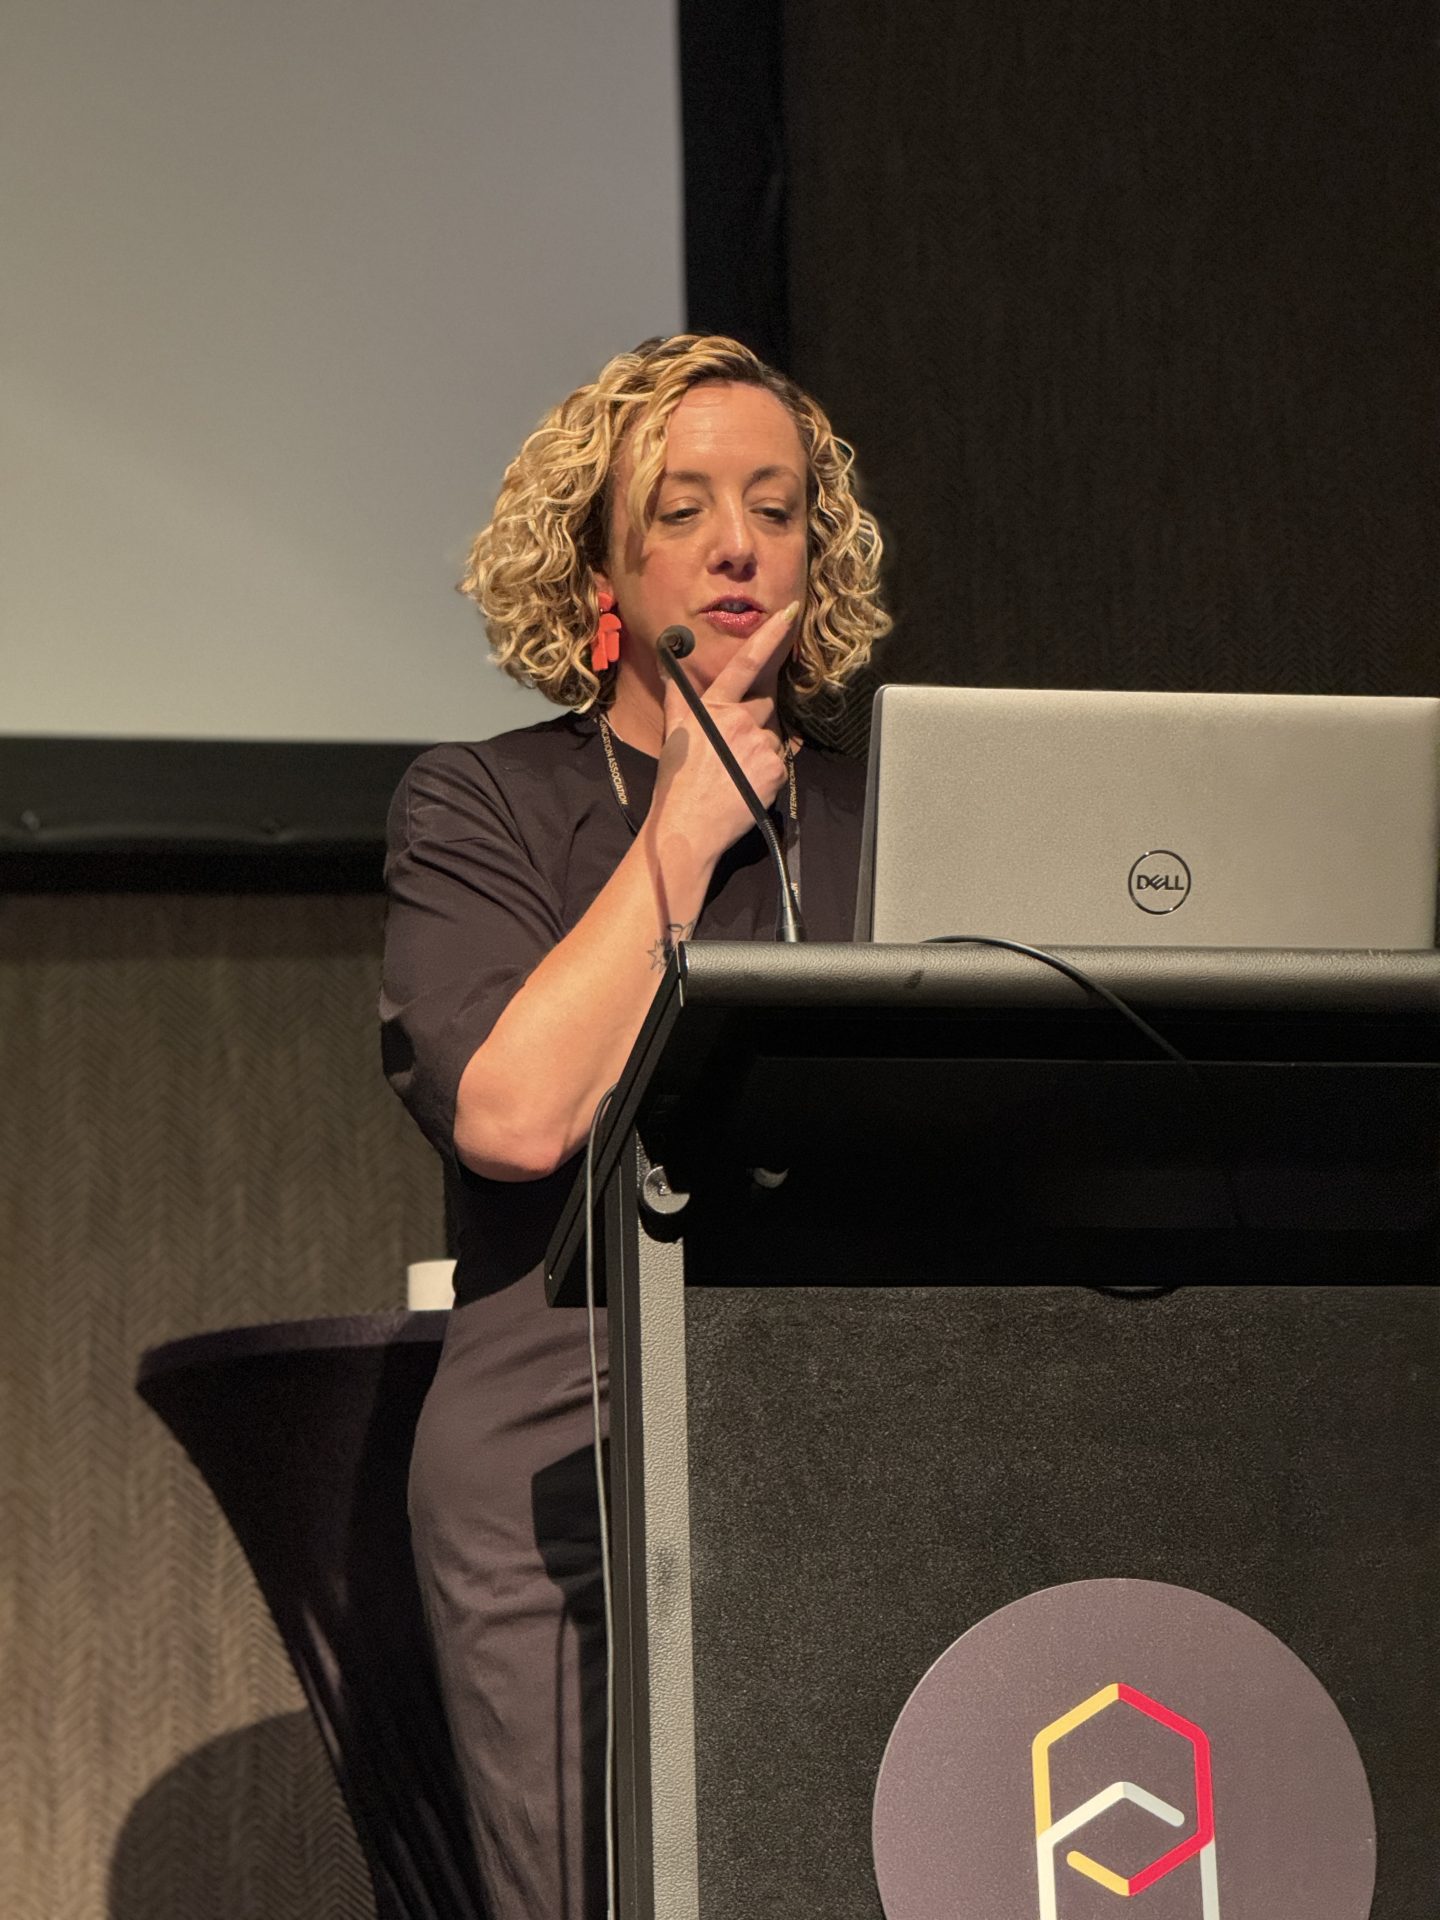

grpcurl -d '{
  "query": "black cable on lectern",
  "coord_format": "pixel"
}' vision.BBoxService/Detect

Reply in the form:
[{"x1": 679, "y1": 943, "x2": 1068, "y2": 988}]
[
  {"x1": 925, "y1": 933, "x2": 1248, "y2": 1231},
  {"x1": 583, "y1": 1084, "x2": 618, "y2": 1920}
]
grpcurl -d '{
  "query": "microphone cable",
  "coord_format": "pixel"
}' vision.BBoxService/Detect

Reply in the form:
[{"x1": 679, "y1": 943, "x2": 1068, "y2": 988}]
[
  {"x1": 924, "y1": 934, "x2": 1248, "y2": 1230},
  {"x1": 583, "y1": 1082, "x2": 620, "y2": 1920}
]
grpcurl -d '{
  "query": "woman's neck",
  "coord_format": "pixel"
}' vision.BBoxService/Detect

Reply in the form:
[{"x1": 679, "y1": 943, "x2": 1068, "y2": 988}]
[{"x1": 605, "y1": 671, "x2": 666, "y2": 757}]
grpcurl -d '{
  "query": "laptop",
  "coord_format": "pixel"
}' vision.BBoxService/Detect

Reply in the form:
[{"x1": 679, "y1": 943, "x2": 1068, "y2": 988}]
[{"x1": 856, "y1": 686, "x2": 1440, "y2": 948}]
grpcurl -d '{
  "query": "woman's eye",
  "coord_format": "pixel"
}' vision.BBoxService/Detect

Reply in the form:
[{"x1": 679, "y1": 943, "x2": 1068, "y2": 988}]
[
  {"x1": 757, "y1": 506, "x2": 795, "y2": 525},
  {"x1": 658, "y1": 506, "x2": 699, "y2": 525}
]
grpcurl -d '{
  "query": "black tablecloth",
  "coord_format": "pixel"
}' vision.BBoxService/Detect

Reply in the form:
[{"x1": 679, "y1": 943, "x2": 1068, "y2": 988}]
[{"x1": 138, "y1": 1313, "x2": 487, "y2": 1920}]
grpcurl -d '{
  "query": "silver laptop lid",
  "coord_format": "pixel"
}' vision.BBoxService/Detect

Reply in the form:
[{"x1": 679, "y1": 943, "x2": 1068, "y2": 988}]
[{"x1": 856, "y1": 686, "x2": 1440, "y2": 949}]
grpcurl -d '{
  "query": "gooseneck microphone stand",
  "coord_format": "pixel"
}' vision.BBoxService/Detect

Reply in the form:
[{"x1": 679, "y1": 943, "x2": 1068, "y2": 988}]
[{"x1": 655, "y1": 627, "x2": 806, "y2": 943}]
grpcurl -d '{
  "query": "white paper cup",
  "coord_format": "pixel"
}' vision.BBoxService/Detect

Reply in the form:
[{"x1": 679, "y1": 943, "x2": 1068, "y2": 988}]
[{"x1": 406, "y1": 1259, "x2": 456, "y2": 1311}]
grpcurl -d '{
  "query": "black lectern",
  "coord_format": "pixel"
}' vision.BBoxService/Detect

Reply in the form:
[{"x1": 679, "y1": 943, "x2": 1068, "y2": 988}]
[{"x1": 547, "y1": 944, "x2": 1440, "y2": 1920}]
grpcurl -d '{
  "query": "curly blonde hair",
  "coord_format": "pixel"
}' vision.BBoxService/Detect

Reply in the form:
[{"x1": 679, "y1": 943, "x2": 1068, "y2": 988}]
[{"x1": 460, "y1": 333, "x2": 890, "y2": 714}]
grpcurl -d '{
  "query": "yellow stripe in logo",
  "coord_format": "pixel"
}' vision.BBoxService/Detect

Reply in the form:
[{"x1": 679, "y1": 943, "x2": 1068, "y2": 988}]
[{"x1": 1031, "y1": 1684, "x2": 1120, "y2": 1835}]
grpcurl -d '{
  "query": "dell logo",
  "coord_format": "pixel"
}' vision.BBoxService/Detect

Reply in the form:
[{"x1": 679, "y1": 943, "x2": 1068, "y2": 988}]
[{"x1": 1129, "y1": 849, "x2": 1192, "y2": 913}]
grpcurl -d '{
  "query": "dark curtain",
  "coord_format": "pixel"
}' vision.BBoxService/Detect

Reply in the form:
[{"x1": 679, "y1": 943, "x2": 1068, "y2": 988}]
[{"x1": 686, "y1": 2, "x2": 1440, "y2": 756}]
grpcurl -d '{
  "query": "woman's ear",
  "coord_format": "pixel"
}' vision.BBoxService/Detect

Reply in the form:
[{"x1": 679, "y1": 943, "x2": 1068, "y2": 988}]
[{"x1": 590, "y1": 567, "x2": 615, "y2": 606}]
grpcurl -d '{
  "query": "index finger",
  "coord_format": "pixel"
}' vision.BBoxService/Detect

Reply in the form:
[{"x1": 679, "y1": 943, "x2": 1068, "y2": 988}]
[{"x1": 705, "y1": 599, "x2": 801, "y2": 705}]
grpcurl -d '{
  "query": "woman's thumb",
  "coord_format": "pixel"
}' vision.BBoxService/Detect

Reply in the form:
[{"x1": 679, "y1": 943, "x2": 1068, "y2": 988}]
[{"x1": 661, "y1": 673, "x2": 691, "y2": 741}]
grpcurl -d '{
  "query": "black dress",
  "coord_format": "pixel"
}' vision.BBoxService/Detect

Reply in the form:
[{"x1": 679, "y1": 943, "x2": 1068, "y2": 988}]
[{"x1": 381, "y1": 710, "x2": 865, "y2": 1920}]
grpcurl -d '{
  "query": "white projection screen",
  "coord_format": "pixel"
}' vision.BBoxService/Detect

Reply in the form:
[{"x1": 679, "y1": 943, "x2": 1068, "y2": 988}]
[{"x1": 4, "y1": 0, "x2": 684, "y2": 747}]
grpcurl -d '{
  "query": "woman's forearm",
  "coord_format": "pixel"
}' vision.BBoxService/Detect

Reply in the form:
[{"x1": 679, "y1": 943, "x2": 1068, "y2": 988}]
[{"x1": 452, "y1": 812, "x2": 716, "y2": 1180}]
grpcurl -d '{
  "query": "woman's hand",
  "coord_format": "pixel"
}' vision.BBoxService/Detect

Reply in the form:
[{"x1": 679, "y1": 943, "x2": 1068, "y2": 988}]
[{"x1": 649, "y1": 602, "x2": 799, "y2": 868}]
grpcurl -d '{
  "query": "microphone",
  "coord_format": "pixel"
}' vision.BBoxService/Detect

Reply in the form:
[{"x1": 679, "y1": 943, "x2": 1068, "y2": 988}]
[{"x1": 656, "y1": 626, "x2": 806, "y2": 943}]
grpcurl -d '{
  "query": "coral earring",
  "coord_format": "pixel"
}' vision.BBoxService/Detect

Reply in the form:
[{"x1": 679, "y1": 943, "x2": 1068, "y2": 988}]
[{"x1": 591, "y1": 590, "x2": 622, "y2": 671}]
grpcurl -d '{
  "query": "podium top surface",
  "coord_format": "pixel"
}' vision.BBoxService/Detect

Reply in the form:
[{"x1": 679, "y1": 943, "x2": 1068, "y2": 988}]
[
  {"x1": 664, "y1": 939, "x2": 1440, "y2": 1013},
  {"x1": 544, "y1": 943, "x2": 1440, "y2": 1301}
]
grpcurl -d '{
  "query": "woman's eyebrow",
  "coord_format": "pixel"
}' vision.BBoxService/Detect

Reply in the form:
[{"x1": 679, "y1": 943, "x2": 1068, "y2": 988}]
[{"x1": 661, "y1": 464, "x2": 801, "y2": 486}]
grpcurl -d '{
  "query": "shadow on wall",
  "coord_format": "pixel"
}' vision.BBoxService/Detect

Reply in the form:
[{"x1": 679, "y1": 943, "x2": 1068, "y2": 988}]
[{"x1": 108, "y1": 1713, "x2": 375, "y2": 1920}]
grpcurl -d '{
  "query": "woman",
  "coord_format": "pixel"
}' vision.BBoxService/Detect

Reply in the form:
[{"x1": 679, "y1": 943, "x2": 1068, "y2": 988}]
[{"x1": 382, "y1": 333, "x2": 889, "y2": 1919}]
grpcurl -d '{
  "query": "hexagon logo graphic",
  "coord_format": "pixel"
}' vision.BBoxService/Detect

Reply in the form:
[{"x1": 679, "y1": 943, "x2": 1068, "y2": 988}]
[
  {"x1": 872, "y1": 1580, "x2": 1375, "y2": 1920},
  {"x1": 1032, "y1": 1684, "x2": 1218, "y2": 1919}
]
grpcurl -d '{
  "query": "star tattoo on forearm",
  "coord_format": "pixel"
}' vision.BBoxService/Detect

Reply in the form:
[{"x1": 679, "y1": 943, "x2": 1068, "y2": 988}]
[{"x1": 647, "y1": 919, "x2": 697, "y2": 971}]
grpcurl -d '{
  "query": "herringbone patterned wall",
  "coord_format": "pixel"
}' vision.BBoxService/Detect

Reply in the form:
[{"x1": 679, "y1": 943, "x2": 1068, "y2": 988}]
[
  {"x1": 785, "y1": 0, "x2": 1439, "y2": 754},
  {"x1": 0, "y1": 892, "x2": 442, "y2": 1920}
]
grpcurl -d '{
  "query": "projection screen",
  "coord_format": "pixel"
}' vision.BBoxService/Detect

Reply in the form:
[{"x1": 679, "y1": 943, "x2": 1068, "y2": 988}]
[{"x1": 3, "y1": 0, "x2": 685, "y2": 748}]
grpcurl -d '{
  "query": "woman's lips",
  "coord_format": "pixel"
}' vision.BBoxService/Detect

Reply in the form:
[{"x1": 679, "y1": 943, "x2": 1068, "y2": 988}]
[{"x1": 701, "y1": 606, "x2": 767, "y2": 638}]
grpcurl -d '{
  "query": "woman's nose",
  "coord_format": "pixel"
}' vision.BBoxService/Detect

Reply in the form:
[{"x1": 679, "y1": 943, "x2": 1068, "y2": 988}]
[{"x1": 707, "y1": 498, "x2": 756, "y2": 574}]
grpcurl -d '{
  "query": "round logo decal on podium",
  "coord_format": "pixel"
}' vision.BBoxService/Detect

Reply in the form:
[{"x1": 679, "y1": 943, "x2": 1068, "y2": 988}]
[{"x1": 872, "y1": 1579, "x2": 1374, "y2": 1920}]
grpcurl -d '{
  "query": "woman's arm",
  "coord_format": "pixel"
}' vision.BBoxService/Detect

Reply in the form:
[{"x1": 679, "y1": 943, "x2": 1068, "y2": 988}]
[
  {"x1": 453, "y1": 614, "x2": 795, "y2": 1180},
  {"x1": 452, "y1": 810, "x2": 708, "y2": 1179}
]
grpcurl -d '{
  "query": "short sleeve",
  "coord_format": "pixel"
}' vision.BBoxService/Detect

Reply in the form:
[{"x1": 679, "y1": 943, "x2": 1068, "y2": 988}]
[{"x1": 380, "y1": 743, "x2": 565, "y2": 1161}]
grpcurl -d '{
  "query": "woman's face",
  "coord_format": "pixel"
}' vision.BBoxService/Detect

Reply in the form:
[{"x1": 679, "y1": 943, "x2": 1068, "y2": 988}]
[{"x1": 597, "y1": 380, "x2": 809, "y2": 698}]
